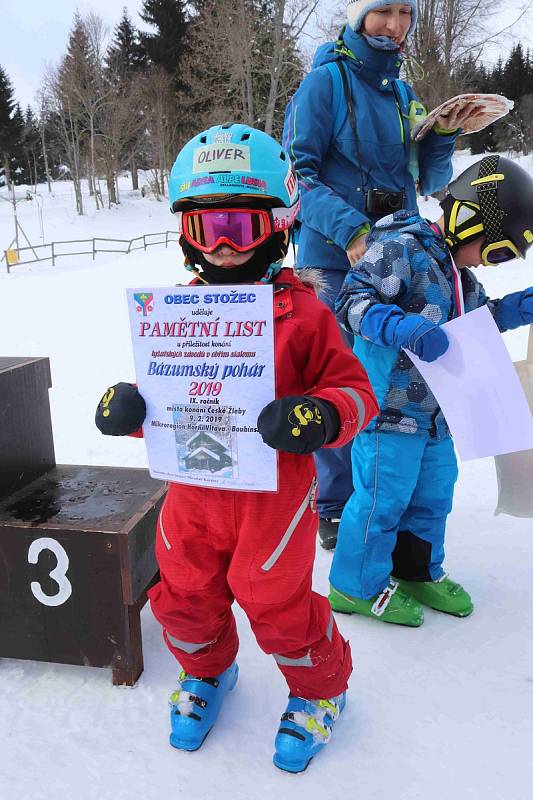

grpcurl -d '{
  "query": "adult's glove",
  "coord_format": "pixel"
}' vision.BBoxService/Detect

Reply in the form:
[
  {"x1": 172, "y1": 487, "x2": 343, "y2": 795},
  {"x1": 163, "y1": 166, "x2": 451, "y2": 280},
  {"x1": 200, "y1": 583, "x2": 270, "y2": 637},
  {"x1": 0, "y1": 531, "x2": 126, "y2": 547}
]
[
  {"x1": 494, "y1": 288, "x2": 533, "y2": 331},
  {"x1": 257, "y1": 396, "x2": 340, "y2": 455},
  {"x1": 95, "y1": 382, "x2": 146, "y2": 436}
]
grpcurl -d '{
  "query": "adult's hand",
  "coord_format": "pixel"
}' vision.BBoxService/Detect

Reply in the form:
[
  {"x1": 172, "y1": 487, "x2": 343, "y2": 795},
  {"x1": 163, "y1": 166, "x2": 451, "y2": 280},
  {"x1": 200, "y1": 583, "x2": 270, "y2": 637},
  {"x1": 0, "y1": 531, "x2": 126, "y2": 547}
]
[
  {"x1": 434, "y1": 102, "x2": 482, "y2": 132},
  {"x1": 346, "y1": 234, "x2": 367, "y2": 267}
]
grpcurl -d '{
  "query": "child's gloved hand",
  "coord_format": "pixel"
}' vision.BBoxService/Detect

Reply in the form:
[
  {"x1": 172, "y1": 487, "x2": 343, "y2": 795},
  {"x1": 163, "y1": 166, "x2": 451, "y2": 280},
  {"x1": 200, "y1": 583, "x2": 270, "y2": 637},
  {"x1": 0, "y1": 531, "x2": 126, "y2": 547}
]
[
  {"x1": 391, "y1": 314, "x2": 449, "y2": 362},
  {"x1": 494, "y1": 288, "x2": 533, "y2": 331},
  {"x1": 95, "y1": 382, "x2": 146, "y2": 436},
  {"x1": 257, "y1": 396, "x2": 340, "y2": 454}
]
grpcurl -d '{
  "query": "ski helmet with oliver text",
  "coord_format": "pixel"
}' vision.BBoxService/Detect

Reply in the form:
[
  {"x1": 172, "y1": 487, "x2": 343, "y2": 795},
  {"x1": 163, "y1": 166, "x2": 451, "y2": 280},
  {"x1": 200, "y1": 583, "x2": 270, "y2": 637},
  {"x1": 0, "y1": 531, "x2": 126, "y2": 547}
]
[
  {"x1": 169, "y1": 123, "x2": 299, "y2": 213},
  {"x1": 346, "y1": 0, "x2": 418, "y2": 36},
  {"x1": 168, "y1": 123, "x2": 300, "y2": 281},
  {"x1": 441, "y1": 155, "x2": 533, "y2": 265}
]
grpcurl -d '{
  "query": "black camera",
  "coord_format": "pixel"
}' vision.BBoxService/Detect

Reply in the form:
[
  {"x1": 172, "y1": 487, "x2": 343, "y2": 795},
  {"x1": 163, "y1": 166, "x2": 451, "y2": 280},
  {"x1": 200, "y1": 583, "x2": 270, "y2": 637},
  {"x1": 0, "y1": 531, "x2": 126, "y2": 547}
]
[{"x1": 365, "y1": 188, "x2": 405, "y2": 216}]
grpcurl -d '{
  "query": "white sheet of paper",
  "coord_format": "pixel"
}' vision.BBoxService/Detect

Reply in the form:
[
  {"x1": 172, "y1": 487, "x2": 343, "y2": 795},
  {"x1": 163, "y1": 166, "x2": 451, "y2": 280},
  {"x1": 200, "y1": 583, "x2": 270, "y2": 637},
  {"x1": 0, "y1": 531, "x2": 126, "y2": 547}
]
[
  {"x1": 127, "y1": 285, "x2": 277, "y2": 491},
  {"x1": 406, "y1": 305, "x2": 533, "y2": 460}
]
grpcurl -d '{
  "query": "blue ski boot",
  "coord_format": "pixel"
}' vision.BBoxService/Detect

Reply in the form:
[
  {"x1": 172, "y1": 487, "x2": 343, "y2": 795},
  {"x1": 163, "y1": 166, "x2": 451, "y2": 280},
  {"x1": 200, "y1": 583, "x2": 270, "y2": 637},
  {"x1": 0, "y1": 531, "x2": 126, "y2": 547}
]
[
  {"x1": 169, "y1": 662, "x2": 239, "y2": 751},
  {"x1": 273, "y1": 692, "x2": 346, "y2": 773}
]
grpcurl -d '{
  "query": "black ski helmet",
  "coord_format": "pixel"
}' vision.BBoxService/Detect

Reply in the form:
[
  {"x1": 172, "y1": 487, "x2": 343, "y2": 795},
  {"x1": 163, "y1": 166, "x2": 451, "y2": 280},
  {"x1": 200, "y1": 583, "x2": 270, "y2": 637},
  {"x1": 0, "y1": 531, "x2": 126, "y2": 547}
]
[{"x1": 442, "y1": 155, "x2": 533, "y2": 262}]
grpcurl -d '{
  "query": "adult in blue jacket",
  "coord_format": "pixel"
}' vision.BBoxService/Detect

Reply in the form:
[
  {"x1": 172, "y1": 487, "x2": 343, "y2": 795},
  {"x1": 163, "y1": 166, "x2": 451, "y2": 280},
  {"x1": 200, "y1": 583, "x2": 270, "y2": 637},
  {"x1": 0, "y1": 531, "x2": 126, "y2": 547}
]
[{"x1": 283, "y1": 1, "x2": 473, "y2": 548}]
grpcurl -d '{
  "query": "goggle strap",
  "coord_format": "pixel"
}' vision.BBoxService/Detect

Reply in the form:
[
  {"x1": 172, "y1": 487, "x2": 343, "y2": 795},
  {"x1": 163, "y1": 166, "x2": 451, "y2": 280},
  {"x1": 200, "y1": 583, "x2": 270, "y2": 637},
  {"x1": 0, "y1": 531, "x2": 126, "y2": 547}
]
[
  {"x1": 476, "y1": 156, "x2": 505, "y2": 245},
  {"x1": 271, "y1": 201, "x2": 300, "y2": 232}
]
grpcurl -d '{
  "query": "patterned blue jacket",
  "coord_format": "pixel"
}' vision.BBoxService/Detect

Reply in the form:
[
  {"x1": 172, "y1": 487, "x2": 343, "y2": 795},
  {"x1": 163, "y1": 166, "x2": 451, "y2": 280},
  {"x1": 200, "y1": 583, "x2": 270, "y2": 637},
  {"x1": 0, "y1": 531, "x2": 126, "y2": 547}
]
[{"x1": 336, "y1": 211, "x2": 500, "y2": 434}]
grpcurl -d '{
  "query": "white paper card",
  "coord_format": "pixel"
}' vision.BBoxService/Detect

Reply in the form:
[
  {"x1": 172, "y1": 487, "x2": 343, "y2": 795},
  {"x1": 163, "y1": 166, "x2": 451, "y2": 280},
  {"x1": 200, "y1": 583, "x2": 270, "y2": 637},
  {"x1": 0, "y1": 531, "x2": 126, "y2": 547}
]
[
  {"x1": 127, "y1": 285, "x2": 277, "y2": 491},
  {"x1": 406, "y1": 305, "x2": 533, "y2": 460}
]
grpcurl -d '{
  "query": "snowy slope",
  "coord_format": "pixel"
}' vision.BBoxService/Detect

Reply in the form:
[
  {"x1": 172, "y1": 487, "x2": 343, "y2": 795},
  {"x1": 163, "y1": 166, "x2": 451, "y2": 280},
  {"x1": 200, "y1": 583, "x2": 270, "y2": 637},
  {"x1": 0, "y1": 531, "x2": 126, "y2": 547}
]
[{"x1": 1, "y1": 166, "x2": 532, "y2": 800}]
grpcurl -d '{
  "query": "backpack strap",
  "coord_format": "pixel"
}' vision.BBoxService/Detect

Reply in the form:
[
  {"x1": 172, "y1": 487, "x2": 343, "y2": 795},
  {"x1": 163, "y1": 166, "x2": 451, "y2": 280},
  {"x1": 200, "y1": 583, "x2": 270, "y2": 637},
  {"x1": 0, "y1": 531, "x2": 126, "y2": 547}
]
[
  {"x1": 392, "y1": 79, "x2": 410, "y2": 112},
  {"x1": 324, "y1": 61, "x2": 347, "y2": 141},
  {"x1": 324, "y1": 60, "x2": 369, "y2": 192},
  {"x1": 392, "y1": 79, "x2": 421, "y2": 184}
]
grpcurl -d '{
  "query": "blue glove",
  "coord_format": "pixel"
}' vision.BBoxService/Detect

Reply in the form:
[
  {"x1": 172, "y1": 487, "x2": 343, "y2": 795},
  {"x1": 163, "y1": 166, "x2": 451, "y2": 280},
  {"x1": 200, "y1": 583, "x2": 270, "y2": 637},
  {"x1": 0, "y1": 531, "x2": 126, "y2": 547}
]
[
  {"x1": 361, "y1": 304, "x2": 449, "y2": 362},
  {"x1": 392, "y1": 315, "x2": 449, "y2": 362},
  {"x1": 493, "y1": 288, "x2": 533, "y2": 331}
]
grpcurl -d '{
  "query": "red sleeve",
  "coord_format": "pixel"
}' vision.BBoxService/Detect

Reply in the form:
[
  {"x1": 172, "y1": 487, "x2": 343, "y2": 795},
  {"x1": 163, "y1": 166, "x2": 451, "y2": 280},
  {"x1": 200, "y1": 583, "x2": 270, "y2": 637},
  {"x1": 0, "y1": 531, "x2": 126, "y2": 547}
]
[{"x1": 302, "y1": 298, "x2": 378, "y2": 447}]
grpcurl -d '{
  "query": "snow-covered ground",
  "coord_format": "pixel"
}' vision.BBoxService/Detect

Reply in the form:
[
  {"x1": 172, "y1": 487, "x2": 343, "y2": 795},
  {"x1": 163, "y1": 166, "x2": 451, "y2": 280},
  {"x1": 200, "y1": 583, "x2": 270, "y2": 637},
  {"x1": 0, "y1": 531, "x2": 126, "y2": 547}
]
[{"x1": 1, "y1": 160, "x2": 533, "y2": 800}]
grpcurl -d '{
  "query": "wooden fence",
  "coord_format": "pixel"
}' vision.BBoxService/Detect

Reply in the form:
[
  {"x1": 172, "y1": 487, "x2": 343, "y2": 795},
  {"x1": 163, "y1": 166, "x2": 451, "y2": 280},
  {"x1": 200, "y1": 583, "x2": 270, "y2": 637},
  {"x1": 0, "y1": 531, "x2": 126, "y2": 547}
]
[{"x1": 2, "y1": 230, "x2": 180, "y2": 273}]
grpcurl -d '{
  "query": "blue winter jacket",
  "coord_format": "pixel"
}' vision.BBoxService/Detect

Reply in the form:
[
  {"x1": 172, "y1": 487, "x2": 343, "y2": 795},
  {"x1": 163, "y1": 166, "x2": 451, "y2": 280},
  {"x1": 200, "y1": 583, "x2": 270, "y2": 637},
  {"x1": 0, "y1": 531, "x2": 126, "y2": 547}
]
[
  {"x1": 336, "y1": 211, "x2": 502, "y2": 435},
  {"x1": 282, "y1": 28, "x2": 458, "y2": 272}
]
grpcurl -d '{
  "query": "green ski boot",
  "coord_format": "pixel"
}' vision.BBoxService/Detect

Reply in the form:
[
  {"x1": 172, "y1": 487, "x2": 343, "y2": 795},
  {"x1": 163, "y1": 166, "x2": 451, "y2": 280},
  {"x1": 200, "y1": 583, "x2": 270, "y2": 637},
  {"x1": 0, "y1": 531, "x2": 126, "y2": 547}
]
[
  {"x1": 394, "y1": 575, "x2": 473, "y2": 617},
  {"x1": 329, "y1": 579, "x2": 424, "y2": 627}
]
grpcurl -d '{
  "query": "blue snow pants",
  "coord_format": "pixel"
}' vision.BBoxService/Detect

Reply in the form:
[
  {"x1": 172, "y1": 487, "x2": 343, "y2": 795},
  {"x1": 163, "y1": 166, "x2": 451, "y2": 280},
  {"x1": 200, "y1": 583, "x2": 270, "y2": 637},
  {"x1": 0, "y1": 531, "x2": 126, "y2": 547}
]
[
  {"x1": 306, "y1": 269, "x2": 355, "y2": 519},
  {"x1": 329, "y1": 424, "x2": 459, "y2": 599}
]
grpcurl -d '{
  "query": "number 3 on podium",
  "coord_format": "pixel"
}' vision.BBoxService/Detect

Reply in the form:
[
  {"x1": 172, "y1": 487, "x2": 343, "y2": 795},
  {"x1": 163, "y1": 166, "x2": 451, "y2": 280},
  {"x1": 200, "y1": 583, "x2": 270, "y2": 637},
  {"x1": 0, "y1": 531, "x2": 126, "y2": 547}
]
[{"x1": 28, "y1": 537, "x2": 73, "y2": 607}]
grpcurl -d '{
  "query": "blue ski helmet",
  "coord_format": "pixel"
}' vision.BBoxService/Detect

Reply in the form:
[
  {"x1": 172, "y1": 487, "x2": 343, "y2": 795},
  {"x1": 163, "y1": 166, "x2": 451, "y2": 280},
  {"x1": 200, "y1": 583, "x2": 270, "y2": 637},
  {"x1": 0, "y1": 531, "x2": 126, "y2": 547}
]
[{"x1": 169, "y1": 123, "x2": 299, "y2": 216}]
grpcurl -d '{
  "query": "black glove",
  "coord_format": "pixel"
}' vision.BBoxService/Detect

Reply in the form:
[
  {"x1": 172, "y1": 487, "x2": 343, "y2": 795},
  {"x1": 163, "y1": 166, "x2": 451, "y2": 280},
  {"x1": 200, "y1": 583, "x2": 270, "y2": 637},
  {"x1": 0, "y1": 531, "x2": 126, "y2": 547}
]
[
  {"x1": 95, "y1": 382, "x2": 146, "y2": 436},
  {"x1": 257, "y1": 396, "x2": 340, "y2": 455}
]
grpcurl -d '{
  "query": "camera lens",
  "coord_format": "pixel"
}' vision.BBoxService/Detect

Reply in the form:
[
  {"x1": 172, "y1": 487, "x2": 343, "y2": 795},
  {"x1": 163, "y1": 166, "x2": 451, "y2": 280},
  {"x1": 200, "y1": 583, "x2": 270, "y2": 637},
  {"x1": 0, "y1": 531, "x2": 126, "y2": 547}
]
[{"x1": 387, "y1": 193, "x2": 403, "y2": 211}]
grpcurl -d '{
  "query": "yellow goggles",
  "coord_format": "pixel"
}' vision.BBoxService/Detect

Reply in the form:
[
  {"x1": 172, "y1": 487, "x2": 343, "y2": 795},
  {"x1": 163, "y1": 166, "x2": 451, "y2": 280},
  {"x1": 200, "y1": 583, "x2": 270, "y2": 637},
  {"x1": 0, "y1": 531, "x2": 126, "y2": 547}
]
[{"x1": 481, "y1": 239, "x2": 521, "y2": 266}]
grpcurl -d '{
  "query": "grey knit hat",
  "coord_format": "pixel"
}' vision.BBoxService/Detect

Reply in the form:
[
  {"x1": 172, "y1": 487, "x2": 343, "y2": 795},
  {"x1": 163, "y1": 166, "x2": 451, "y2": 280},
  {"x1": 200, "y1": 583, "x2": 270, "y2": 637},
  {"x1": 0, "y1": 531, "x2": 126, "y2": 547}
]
[{"x1": 347, "y1": 0, "x2": 418, "y2": 36}]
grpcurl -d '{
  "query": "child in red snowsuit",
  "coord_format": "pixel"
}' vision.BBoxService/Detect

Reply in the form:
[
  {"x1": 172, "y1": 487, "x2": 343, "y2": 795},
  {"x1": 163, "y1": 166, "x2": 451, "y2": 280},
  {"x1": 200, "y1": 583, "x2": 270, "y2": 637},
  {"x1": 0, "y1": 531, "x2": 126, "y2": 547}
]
[{"x1": 95, "y1": 124, "x2": 377, "y2": 773}]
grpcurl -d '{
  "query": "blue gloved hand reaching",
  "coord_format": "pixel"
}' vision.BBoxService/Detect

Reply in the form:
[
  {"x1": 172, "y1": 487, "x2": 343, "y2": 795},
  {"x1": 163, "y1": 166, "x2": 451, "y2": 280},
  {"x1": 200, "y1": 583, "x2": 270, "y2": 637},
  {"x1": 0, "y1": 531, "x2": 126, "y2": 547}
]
[
  {"x1": 391, "y1": 315, "x2": 449, "y2": 362},
  {"x1": 360, "y1": 304, "x2": 449, "y2": 363},
  {"x1": 494, "y1": 288, "x2": 533, "y2": 331}
]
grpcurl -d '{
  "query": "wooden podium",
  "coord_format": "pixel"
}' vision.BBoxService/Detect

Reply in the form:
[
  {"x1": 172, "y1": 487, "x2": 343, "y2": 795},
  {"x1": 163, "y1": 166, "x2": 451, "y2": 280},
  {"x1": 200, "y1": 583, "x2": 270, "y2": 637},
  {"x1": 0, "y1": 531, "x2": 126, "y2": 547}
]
[{"x1": 0, "y1": 357, "x2": 166, "y2": 685}]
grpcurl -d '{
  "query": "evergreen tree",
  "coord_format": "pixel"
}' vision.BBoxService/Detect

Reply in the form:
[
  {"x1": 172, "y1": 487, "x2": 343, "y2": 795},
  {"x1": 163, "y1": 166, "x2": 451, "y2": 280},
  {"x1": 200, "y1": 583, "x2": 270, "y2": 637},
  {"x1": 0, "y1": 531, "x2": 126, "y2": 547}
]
[
  {"x1": 501, "y1": 43, "x2": 527, "y2": 102},
  {"x1": 0, "y1": 65, "x2": 20, "y2": 187},
  {"x1": 490, "y1": 56, "x2": 505, "y2": 92},
  {"x1": 139, "y1": 0, "x2": 188, "y2": 87},
  {"x1": 20, "y1": 106, "x2": 45, "y2": 186},
  {"x1": 9, "y1": 104, "x2": 25, "y2": 185},
  {"x1": 51, "y1": 12, "x2": 95, "y2": 213},
  {"x1": 465, "y1": 46, "x2": 533, "y2": 155},
  {"x1": 106, "y1": 8, "x2": 146, "y2": 74},
  {"x1": 60, "y1": 13, "x2": 95, "y2": 113},
  {"x1": 106, "y1": 9, "x2": 149, "y2": 191}
]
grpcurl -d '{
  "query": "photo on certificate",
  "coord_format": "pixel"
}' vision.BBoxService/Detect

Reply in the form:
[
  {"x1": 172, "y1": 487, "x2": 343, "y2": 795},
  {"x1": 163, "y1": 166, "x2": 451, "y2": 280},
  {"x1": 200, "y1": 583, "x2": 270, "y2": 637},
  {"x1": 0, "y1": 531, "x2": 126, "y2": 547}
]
[{"x1": 172, "y1": 404, "x2": 238, "y2": 478}]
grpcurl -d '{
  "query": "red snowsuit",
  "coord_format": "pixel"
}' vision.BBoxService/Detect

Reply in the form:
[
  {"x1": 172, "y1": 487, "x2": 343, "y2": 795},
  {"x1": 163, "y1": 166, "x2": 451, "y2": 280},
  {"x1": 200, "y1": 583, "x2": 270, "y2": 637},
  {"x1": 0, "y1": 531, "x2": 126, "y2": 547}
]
[{"x1": 148, "y1": 268, "x2": 378, "y2": 699}]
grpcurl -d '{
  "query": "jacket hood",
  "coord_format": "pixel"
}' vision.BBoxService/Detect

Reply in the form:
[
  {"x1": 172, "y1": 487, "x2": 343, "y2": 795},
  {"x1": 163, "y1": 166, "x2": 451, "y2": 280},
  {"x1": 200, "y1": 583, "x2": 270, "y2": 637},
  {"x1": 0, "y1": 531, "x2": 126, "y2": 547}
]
[
  {"x1": 312, "y1": 40, "x2": 340, "y2": 69},
  {"x1": 312, "y1": 26, "x2": 403, "y2": 76},
  {"x1": 368, "y1": 210, "x2": 446, "y2": 255},
  {"x1": 274, "y1": 266, "x2": 328, "y2": 296}
]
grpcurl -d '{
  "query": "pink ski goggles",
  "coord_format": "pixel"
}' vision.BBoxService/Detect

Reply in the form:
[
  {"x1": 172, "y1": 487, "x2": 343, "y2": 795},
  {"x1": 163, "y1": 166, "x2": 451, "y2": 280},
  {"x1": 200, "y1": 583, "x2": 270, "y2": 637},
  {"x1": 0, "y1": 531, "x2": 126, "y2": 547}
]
[{"x1": 176, "y1": 203, "x2": 299, "y2": 253}]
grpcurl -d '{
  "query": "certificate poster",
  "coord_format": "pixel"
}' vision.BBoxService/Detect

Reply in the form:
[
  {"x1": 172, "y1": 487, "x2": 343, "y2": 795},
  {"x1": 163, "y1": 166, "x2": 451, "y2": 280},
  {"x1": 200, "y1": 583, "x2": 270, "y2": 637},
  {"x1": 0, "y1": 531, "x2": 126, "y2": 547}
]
[
  {"x1": 127, "y1": 285, "x2": 277, "y2": 492},
  {"x1": 407, "y1": 305, "x2": 533, "y2": 460}
]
